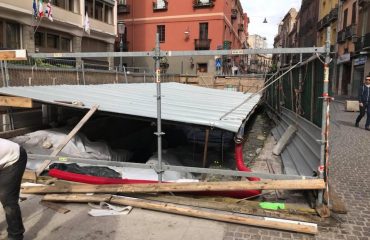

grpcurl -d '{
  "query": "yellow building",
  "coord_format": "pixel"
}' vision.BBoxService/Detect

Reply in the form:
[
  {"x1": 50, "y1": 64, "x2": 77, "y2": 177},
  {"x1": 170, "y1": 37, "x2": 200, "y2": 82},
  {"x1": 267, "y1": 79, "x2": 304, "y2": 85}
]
[{"x1": 317, "y1": 0, "x2": 339, "y2": 47}]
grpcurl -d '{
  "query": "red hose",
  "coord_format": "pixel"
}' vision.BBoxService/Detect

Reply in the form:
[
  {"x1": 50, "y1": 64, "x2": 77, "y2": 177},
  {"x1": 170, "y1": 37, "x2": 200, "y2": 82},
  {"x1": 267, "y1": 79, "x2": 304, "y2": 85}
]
[{"x1": 48, "y1": 143, "x2": 261, "y2": 198}]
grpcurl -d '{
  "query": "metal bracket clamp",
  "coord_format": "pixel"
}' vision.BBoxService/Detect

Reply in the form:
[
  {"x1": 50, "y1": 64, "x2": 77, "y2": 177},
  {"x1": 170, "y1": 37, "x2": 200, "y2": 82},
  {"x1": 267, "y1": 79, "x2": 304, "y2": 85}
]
[{"x1": 154, "y1": 132, "x2": 165, "y2": 136}]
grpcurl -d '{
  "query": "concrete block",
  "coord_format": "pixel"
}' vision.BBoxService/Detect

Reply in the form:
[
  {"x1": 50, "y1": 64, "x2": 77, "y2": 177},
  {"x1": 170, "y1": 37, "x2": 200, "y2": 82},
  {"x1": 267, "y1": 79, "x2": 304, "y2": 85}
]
[{"x1": 345, "y1": 100, "x2": 360, "y2": 112}]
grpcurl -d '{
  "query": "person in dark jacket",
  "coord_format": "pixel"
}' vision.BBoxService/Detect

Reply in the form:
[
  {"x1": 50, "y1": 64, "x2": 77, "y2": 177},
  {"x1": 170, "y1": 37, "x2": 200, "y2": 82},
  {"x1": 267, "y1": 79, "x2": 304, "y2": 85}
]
[
  {"x1": 355, "y1": 74, "x2": 370, "y2": 130},
  {"x1": 0, "y1": 138, "x2": 27, "y2": 240}
]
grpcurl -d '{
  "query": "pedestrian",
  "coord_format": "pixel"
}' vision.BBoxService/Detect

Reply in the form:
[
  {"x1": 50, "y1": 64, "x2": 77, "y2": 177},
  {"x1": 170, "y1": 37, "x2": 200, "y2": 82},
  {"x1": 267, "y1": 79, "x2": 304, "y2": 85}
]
[
  {"x1": 355, "y1": 74, "x2": 370, "y2": 130},
  {"x1": 0, "y1": 138, "x2": 27, "y2": 240}
]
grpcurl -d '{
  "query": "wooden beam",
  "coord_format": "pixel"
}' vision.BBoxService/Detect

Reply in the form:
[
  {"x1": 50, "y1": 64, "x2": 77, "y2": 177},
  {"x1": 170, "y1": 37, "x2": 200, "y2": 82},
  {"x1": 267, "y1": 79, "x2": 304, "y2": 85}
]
[
  {"x1": 22, "y1": 170, "x2": 37, "y2": 182},
  {"x1": 35, "y1": 105, "x2": 99, "y2": 176},
  {"x1": 39, "y1": 201, "x2": 70, "y2": 214},
  {"x1": 22, "y1": 179, "x2": 326, "y2": 194},
  {"x1": 43, "y1": 194, "x2": 318, "y2": 234},
  {"x1": 202, "y1": 129, "x2": 210, "y2": 168},
  {"x1": 0, "y1": 50, "x2": 27, "y2": 61},
  {"x1": 0, "y1": 126, "x2": 43, "y2": 139},
  {"x1": 0, "y1": 96, "x2": 33, "y2": 108}
]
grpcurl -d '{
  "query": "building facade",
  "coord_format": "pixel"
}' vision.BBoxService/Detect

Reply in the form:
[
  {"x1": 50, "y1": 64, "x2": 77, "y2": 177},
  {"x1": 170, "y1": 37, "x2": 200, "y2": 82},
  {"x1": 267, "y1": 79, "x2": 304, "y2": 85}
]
[
  {"x1": 336, "y1": 0, "x2": 358, "y2": 95},
  {"x1": 117, "y1": 0, "x2": 249, "y2": 74},
  {"x1": 0, "y1": 0, "x2": 117, "y2": 66},
  {"x1": 317, "y1": 0, "x2": 338, "y2": 47},
  {"x1": 298, "y1": 0, "x2": 319, "y2": 48},
  {"x1": 247, "y1": 34, "x2": 271, "y2": 74},
  {"x1": 351, "y1": 0, "x2": 370, "y2": 96}
]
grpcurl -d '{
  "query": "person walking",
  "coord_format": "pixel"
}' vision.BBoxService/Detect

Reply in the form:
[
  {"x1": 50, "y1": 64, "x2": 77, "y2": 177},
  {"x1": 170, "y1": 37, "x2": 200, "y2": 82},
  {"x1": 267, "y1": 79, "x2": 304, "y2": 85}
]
[
  {"x1": 0, "y1": 138, "x2": 27, "y2": 240},
  {"x1": 355, "y1": 74, "x2": 370, "y2": 130}
]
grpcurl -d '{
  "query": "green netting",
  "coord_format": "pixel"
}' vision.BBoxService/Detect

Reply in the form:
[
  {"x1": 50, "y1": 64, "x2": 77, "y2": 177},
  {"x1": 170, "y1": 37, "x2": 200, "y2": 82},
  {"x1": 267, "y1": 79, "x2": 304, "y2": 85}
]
[{"x1": 265, "y1": 59, "x2": 325, "y2": 128}]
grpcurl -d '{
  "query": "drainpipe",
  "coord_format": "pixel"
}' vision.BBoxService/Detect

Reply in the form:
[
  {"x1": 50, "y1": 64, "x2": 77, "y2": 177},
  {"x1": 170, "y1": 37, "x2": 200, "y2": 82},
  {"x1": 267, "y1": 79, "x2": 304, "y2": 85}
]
[{"x1": 317, "y1": 27, "x2": 331, "y2": 206}]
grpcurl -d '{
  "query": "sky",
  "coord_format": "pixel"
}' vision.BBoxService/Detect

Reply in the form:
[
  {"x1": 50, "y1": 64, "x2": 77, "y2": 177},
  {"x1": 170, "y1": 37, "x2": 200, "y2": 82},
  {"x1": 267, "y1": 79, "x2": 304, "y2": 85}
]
[{"x1": 242, "y1": 0, "x2": 302, "y2": 48}]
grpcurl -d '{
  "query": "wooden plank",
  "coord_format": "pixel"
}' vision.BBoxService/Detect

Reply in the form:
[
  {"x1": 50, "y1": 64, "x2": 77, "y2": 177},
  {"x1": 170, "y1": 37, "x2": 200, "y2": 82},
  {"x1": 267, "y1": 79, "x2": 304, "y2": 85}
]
[
  {"x1": 22, "y1": 170, "x2": 37, "y2": 182},
  {"x1": 0, "y1": 50, "x2": 27, "y2": 61},
  {"x1": 0, "y1": 96, "x2": 33, "y2": 108},
  {"x1": 0, "y1": 126, "x2": 43, "y2": 139},
  {"x1": 22, "y1": 179, "x2": 326, "y2": 194},
  {"x1": 137, "y1": 194, "x2": 320, "y2": 223},
  {"x1": 35, "y1": 105, "x2": 99, "y2": 176},
  {"x1": 202, "y1": 129, "x2": 210, "y2": 168},
  {"x1": 39, "y1": 201, "x2": 70, "y2": 214},
  {"x1": 43, "y1": 194, "x2": 318, "y2": 234}
]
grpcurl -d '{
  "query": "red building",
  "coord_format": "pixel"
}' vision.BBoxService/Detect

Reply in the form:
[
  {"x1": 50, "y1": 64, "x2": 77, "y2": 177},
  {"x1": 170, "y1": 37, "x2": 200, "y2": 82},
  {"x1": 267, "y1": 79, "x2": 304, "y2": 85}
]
[{"x1": 117, "y1": 0, "x2": 249, "y2": 74}]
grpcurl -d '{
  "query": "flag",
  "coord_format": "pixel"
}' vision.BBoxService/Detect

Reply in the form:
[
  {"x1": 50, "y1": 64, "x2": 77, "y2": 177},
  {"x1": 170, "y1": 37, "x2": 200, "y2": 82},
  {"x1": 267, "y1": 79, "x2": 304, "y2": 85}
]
[
  {"x1": 38, "y1": 0, "x2": 44, "y2": 17},
  {"x1": 32, "y1": 0, "x2": 38, "y2": 18},
  {"x1": 84, "y1": 12, "x2": 90, "y2": 35},
  {"x1": 46, "y1": 2, "x2": 53, "y2": 21}
]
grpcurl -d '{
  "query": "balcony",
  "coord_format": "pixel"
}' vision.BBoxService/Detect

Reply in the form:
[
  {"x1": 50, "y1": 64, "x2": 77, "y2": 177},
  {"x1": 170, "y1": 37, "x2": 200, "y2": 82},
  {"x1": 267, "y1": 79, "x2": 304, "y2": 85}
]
[
  {"x1": 345, "y1": 24, "x2": 357, "y2": 39},
  {"x1": 193, "y1": 0, "x2": 214, "y2": 8},
  {"x1": 322, "y1": 15, "x2": 330, "y2": 27},
  {"x1": 117, "y1": 3, "x2": 130, "y2": 14},
  {"x1": 231, "y1": 9, "x2": 238, "y2": 20},
  {"x1": 153, "y1": 0, "x2": 168, "y2": 11},
  {"x1": 329, "y1": 7, "x2": 338, "y2": 22},
  {"x1": 317, "y1": 19, "x2": 324, "y2": 30},
  {"x1": 337, "y1": 30, "x2": 346, "y2": 43},
  {"x1": 364, "y1": 33, "x2": 370, "y2": 49},
  {"x1": 359, "y1": 0, "x2": 370, "y2": 6},
  {"x1": 195, "y1": 39, "x2": 211, "y2": 50},
  {"x1": 238, "y1": 24, "x2": 244, "y2": 32}
]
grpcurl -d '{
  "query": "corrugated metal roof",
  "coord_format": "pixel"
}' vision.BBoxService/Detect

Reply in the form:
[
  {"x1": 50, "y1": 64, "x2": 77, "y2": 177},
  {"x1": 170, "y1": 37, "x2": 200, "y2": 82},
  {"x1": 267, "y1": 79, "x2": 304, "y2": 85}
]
[
  {"x1": 0, "y1": 83, "x2": 261, "y2": 133},
  {"x1": 271, "y1": 108, "x2": 320, "y2": 177}
]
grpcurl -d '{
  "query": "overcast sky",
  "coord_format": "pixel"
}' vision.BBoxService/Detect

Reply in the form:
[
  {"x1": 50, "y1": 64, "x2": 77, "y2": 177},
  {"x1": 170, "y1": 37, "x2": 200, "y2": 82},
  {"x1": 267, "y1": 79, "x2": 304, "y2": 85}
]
[{"x1": 242, "y1": 0, "x2": 302, "y2": 48}]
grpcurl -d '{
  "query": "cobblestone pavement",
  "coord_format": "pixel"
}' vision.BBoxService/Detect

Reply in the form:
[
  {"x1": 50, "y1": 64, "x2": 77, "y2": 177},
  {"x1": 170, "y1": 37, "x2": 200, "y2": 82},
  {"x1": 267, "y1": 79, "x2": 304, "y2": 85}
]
[{"x1": 223, "y1": 101, "x2": 370, "y2": 240}]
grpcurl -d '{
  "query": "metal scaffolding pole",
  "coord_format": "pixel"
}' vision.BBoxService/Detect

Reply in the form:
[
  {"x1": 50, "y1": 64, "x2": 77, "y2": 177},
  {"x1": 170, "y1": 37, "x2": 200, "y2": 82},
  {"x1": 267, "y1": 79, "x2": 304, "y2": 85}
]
[
  {"x1": 154, "y1": 33, "x2": 164, "y2": 182},
  {"x1": 317, "y1": 27, "x2": 331, "y2": 206}
]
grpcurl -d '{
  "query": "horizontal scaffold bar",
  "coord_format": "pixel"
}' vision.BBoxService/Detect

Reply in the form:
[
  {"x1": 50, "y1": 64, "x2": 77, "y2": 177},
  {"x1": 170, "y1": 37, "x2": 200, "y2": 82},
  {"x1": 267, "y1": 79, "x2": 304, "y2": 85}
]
[
  {"x1": 28, "y1": 47, "x2": 326, "y2": 59},
  {"x1": 28, "y1": 154, "x2": 315, "y2": 180}
]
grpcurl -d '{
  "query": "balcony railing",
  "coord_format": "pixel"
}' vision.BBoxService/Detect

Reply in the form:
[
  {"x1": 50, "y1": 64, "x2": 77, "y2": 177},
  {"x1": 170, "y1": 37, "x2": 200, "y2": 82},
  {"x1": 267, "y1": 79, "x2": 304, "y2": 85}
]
[
  {"x1": 231, "y1": 9, "x2": 238, "y2": 20},
  {"x1": 329, "y1": 7, "x2": 338, "y2": 22},
  {"x1": 153, "y1": 0, "x2": 168, "y2": 11},
  {"x1": 238, "y1": 24, "x2": 244, "y2": 32},
  {"x1": 345, "y1": 24, "x2": 357, "y2": 39},
  {"x1": 322, "y1": 15, "x2": 330, "y2": 27},
  {"x1": 317, "y1": 19, "x2": 324, "y2": 30},
  {"x1": 195, "y1": 39, "x2": 211, "y2": 50},
  {"x1": 337, "y1": 30, "x2": 346, "y2": 43},
  {"x1": 193, "y1": 0, "x2": 214, "y2": 8},
  {"x1": 117, "y1": 3, "x2": 130, "y2": 14},
  {"x1": 364, "y1": 32, "x2": 370, "y2": 49},
  {"x1": 359, "y1": 0, "x2": 370, "y2": 6}
]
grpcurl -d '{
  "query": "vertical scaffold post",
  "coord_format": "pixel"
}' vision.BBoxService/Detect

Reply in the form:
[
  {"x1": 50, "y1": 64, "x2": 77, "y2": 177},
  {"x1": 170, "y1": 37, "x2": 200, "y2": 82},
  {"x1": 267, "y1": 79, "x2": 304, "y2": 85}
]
[
  {"x1": 154, "y1": 33, "x2": 164, "y2": 182},
  {"x1": 317, "y1": 27, "x2": 331, "y2": 206}
]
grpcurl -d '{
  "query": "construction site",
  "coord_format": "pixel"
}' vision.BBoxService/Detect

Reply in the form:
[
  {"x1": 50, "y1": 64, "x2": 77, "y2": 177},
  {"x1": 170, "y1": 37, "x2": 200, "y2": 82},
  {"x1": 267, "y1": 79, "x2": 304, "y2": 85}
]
[
  {"x1": 0, "y1": 23, "x2": 345, "y2": 239},
  {"x1": 3, "y1": 0, "x2": 370, "y2": 238}
]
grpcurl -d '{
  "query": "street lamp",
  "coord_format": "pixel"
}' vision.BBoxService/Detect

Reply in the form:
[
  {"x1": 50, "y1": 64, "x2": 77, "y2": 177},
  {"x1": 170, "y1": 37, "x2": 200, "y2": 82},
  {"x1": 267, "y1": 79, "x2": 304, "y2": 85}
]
[{"x1": 117, "y1": 21, "x2": 125, "y2": 72}]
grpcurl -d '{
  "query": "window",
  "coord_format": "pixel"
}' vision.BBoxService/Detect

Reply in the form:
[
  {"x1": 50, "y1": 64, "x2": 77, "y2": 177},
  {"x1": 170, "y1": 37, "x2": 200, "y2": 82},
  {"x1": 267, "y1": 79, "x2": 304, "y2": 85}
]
[
  {"x1": 157, "y1": 25, "x2": 165, "y2": 43},
  {"x1": 61, "y1": 37, "x2": 71, "y2": 51},
  {"x1": 343, "y1": 9, "x2": 348, "y2": 29},
  {"x1": 197, "y1": 63, "x2": 208, "y2": 73},
  {"x1": 95, "y1": 1, "x2": 103, "y2": 21},
  {"x1": 35, "y1": 29, "x2": 72, "y2": 52},
  {"x1": 352, "y1": 2, "x2": 356, "y2": 24},
  {"x1": 52, "y1": 0, "x2": 75, "y2": 11},
  {"x1": 47, "y1": 34, "x2": 59, "y2": 49},
  {"x1": 199, "y1": 23, "x2": 208, "y2": 40},
  {"x1": 85, "y1": 0, "x2": 113, "y2": 23},
  {"x1": 35, "y1": 32, "x2": 45, "y2": 47},
  {"x1": 1, "y1": 21, "x2": 20, "y2": 49}
]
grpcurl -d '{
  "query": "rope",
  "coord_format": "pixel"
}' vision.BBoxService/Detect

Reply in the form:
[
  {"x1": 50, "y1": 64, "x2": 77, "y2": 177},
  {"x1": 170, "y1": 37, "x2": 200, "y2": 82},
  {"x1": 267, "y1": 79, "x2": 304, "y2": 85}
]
[{"x1": 219, "y1": 61, "x2": 302, "y2": 120}]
